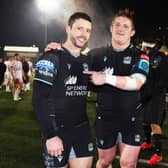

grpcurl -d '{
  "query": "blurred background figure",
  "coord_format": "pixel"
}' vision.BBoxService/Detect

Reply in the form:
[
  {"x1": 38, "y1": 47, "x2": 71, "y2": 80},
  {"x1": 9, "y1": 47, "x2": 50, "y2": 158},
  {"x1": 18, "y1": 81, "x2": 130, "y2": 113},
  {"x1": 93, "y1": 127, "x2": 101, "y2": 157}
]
[
  {"x1": 26, "y1": 57, "x2": 33, "y2": 90},
  {"x1": 0, "y1": 54, "x2": 6, "y2": 89},
  {"x1": 22, "y1": 57, "x2": 30, "y2": 92},
  {"x1": 11, "y1": 53, "x2": 23, "y2": 101},
  {"x1": 140, "y1": 39, "x2": 168, "y2": 165},
  {"x1": 4, "y1": 56, "x2": 14, "y2": 92}
]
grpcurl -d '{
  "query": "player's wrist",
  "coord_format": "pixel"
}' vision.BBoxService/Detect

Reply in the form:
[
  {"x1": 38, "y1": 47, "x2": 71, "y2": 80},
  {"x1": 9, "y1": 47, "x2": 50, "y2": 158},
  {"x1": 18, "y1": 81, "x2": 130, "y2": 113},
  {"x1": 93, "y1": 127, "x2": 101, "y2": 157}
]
[{"x1": 105, "y1": 74, "x2": 117, "y2": 86}]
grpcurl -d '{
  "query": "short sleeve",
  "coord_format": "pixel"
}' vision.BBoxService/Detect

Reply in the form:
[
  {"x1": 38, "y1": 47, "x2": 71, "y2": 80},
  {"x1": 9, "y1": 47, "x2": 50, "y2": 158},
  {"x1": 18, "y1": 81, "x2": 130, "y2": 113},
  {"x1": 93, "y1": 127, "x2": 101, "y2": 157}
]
[
  {"x1": 34, "y1": 52, "x2": 58, "y2": 86},
  {"x1": 132, "y1": 53, "x2": 149, "y2": 76}
]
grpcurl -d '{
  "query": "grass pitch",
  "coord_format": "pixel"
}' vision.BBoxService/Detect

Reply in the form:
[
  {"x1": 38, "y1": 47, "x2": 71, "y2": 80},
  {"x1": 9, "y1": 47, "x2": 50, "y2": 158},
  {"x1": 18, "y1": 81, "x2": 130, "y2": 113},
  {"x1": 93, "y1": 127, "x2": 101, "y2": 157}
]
[{"x1": 0, "y1": 89, "x2": 167, "y2": 168}]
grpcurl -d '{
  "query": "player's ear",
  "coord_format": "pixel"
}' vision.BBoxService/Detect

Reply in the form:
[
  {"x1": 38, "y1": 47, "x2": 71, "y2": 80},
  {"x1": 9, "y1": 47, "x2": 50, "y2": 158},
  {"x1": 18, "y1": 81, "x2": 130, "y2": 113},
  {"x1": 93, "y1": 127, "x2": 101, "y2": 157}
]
[
  {"x1": 65, "y1": 24, "x2": 71, "y2": 34},
  {"x1": 131, "y1": 29, "x2": 135, "y2": 37},
  {"x1": 110, "y1": 24, "x2": 113, "y2": 33}
]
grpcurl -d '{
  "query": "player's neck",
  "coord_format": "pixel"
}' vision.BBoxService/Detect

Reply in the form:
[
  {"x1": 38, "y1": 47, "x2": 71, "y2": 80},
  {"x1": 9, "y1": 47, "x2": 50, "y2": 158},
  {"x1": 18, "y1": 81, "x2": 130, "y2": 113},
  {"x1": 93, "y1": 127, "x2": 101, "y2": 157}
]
[
  {"x1": 112, "y1": 39, "x2": 130, "y2": 51},
  {"x1": 63, "y1": 42, "x2": 81, "y2": 57}
]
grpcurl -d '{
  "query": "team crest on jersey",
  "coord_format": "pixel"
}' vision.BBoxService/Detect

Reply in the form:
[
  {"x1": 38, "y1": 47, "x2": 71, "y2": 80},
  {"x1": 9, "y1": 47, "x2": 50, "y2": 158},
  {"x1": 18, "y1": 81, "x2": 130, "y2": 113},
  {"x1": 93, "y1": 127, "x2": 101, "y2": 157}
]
[
  {"x1": 151, "y1": 57, "x2": 161, "y2": 69},
  {"x1": 67, "y1": 64, "x2": 71, "y2": 70},
  {"x1": 103, "y1": 67, "x2": 114, "y2": 75},
  {"x1": 83, "y1": 63, "x2": 89, "y2": 71},
  {"x1": 99, "y1": 139, "x2": 104, "y2": 146},
  {"x1": 123, "y1": 56, "x2": 132, "y2": 64},
  {"x1": 134, "y1": 134, "x2": 141, "y2": 143},
  {"x1": 88, "y1": 143, "x2": 94, "y2": 151},
  {"x1": 64, "y1": 75, "x2": 77, "y2": 85},
  {"x1": 57, "y1": 154, "x2": 64, "y2": 162},
  {"x1": 103, "y1": 56, "x2": 108, "y2": 62}
]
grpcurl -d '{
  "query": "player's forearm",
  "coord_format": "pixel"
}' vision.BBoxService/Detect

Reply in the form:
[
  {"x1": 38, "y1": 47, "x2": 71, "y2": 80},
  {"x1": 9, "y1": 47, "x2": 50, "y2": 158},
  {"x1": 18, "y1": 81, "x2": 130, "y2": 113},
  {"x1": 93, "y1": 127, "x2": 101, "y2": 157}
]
[{"x1": 105, "y1": 74, "x2": 146, "y2": 91}]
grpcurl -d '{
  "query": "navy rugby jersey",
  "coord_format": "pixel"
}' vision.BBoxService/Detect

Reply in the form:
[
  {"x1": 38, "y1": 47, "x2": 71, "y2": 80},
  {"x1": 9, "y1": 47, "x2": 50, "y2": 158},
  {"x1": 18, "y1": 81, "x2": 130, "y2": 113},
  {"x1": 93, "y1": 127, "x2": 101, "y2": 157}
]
[
  {"x1": 88, "y1": 44, "x2": 149, "y2": 119},
  {"x1": 141, "y1": 50, "x2": 168, "y2": 103},
  {"x1": 145, "y1": 51, "x2": 168, "y2": 91},
  {"x1": 32, "y1": 48, "x2": 90, "y2": 139}
]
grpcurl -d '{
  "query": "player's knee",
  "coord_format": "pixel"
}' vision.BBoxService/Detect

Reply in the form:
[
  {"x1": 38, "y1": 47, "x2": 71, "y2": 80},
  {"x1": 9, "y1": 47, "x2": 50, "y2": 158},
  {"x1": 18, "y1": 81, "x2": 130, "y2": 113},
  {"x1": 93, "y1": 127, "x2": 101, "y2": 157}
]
[
  {"x1": 120, "y1": 158, "x2": 136, "y2": 168},
  {"x1": 97, "y1": 158, "x2": 112, "y2": 168}
]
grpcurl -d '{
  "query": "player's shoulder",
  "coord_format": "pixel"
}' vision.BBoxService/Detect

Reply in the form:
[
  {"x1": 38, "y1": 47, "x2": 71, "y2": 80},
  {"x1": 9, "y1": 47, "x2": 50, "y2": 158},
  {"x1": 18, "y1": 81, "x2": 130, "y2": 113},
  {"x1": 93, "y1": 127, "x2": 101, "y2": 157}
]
[
  {"x1": 88, "y1": 44, "x2": 110, "y2": 57},
  {"x1": 37, "y1": 49, "x2": 65, "y2": 64},
  {"x1": 42, "y1": 48, "x2": 64, "y2": 58},
  {"x1": 129, "y1": 43, "x2": 142, "y2": 54}
]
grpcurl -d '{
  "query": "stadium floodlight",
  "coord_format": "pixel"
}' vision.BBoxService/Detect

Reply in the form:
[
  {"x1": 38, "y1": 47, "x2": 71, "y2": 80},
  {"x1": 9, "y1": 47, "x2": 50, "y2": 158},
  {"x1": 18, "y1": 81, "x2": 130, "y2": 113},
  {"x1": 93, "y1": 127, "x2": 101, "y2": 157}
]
[
  {"x1": 35, "y1": 0, "x2": 75, "y2": 46},
  {"x1": 36, "y1": 0, "x2": 64, "y2": 15},
  {"x1": 36, "y1": 0, "x2": 64, "y2": 45}
]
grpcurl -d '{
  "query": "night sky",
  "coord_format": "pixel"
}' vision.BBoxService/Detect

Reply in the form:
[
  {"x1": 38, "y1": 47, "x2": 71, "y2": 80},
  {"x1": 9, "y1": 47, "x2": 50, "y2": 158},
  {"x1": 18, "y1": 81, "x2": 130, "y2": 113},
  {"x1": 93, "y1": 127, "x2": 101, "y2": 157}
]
[{"x1": 0, "y1": 0, "x2": 167, "y2": 51}]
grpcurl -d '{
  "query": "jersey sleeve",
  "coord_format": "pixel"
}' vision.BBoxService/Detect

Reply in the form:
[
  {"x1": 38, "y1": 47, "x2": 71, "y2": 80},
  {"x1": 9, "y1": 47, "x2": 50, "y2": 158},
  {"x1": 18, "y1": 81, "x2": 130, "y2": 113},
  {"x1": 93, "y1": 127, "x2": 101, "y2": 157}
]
[
  {"x1": 32, "y1": 51, "x2": 59, "y2": 140},
  {"x1": 34, "y1": 52, "x2": 58, "y2": 86},
  {"x1": 32, "y1": 81, "x2": 59, "y2": 139},
  {"x1": 131, "y1": 53, "x2": 149, "y2": 77}
]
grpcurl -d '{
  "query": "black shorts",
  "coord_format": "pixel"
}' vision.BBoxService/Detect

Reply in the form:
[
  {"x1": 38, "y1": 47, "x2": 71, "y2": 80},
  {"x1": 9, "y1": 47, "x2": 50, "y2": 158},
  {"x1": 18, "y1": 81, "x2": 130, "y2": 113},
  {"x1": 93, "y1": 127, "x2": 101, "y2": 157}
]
[
  {"x1": 95, "y1": 114, "x2": 142, "y2": 149},
  {"x1": 43, "y1": 121, "x2": 94, "y2": 167},
  {"x1": 143, "y1": 93, "x2": 166, "y2": 125}
]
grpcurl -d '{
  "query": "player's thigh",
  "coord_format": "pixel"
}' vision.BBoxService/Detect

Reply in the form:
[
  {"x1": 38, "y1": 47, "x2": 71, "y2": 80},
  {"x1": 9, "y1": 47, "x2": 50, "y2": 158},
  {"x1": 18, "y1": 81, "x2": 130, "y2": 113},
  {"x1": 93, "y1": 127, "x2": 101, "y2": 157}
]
[
  {"x1": 119, "y1": 143, "x2": 140, "y2": 163},
  {"x1": 68, "y1": 156, "x2": 93, "y2": 168},
  {"x1": 97, "y1": 146, "x2": 117, "y2": 162}
]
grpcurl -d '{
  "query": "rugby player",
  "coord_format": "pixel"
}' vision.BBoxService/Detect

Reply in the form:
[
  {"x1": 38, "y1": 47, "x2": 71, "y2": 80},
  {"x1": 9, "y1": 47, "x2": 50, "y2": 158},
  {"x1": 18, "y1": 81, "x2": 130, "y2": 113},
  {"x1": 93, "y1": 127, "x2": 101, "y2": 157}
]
[{"x1": 32, "y1": 12, "x2": 94, "y2": 168}]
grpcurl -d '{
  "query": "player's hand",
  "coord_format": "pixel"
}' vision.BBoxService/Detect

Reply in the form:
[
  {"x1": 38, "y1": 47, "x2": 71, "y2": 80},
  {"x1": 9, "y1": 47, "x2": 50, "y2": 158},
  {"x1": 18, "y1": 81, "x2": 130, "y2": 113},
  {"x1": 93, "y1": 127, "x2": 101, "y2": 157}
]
[
  {"x1": 83, "y1": 71, "x2": 106, "y2": 85},
  {"x1": 44, "y1": 42, "x2": 61, "y2": 52},
  {"x1": 46, "y1": 136, "x2": 64, "y2": 157}
]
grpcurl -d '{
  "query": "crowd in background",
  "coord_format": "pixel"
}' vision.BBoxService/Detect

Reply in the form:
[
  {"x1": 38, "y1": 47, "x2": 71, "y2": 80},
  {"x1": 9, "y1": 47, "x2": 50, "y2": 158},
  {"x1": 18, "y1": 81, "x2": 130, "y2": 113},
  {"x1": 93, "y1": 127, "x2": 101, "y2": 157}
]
[{"x1": 0, "y1": 52, "x2": 34, "y2": 101}]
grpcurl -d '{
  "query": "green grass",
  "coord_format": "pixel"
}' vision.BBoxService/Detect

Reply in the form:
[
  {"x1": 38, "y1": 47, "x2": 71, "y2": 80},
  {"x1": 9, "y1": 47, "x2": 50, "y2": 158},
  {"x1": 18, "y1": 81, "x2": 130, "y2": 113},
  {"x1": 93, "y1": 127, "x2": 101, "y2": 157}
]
[
  {"x1": 0, "y1": 89, "x2": 168, "y2": 168},
  {"x1": 0, "y1": 89, "x2": 43, "y2": 168}
]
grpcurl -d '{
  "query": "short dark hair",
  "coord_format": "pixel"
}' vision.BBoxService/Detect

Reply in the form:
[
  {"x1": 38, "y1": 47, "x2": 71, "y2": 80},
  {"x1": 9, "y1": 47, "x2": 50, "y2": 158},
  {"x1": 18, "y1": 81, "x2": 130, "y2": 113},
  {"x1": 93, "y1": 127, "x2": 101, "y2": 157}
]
[
  {"x1": 14, "y1": 53, "x2": 19, "y2": 57},
  {"x1": 68, "y1": 12, "x2": 92, "y2": 27},
  {"x1": 113, "y1": 8, "x2": 135, "y2": 29}
]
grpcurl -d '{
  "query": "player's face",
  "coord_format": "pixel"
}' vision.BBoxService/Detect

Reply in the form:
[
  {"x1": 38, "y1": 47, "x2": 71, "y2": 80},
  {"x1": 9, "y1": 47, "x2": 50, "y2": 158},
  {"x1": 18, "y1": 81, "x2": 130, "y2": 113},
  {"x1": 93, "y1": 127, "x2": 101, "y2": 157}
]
[
  {"x1": 67, "y1": 18, "x2": 92, "y2": 48},
  {"x1": 110, "y1": 16, "x2": 135, "y2": 45}
]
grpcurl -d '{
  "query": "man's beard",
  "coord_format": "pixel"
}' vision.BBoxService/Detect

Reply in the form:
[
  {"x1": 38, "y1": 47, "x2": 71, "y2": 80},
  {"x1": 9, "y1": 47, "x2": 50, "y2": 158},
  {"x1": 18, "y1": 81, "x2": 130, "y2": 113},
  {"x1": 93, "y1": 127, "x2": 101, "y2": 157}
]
[{"x1": 70, "y1": 36, "x2": 88, "y2": 51}]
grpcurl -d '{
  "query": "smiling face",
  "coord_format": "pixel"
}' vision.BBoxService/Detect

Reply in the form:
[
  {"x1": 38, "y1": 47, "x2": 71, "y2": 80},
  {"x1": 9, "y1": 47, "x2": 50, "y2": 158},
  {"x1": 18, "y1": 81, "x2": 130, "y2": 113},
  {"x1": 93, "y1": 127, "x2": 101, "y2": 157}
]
[
  {"x1": 66, "y1": 18, "x2": 92, "y2": 49},
  {"x1": 110, "y1": 16, "x2": 135, "y2": 47}
]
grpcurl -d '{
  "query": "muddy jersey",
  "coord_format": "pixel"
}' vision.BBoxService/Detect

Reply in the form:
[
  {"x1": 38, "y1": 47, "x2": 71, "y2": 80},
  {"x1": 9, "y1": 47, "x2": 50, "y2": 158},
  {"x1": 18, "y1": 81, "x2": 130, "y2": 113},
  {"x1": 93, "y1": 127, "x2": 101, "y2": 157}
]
[
  {"x1": 88, "y1": 44, "x2": 149, "y2": 124},
  {"x1": 32, "y1": 48, "x2": 90, "y2": 139}
]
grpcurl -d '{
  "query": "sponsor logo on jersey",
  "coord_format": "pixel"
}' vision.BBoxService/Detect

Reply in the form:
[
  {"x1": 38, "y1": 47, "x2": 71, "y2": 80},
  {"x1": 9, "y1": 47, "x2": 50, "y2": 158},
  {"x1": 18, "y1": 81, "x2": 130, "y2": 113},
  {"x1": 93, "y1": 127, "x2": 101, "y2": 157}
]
[
  {"x1": 140, "y1": 54, "x2": 149, "y2": 60},
  {"x1": 88, "y1": 143, "x2": 94, "y2": 151},
  {"x1": 64, "y1": 75, "x2": 77, "y2": 85},
  {"x1": 138, "y1": 59, "x2": 149, "y2": 73},
  {"x1": 135, "y1": 134, "x2": 141, "y2": 142},
  {"x1": 123, "y1": 56, "x2": 132, "y2": 64},
  {"x1": 66, "y1": 85, "x2": 87, "y2": 96},
  {"x1": 35, "y1": 60, "x2": 56, "y2": 82},
  {"x1": 103, "y1": 67, "x2": 114, "y2": 75},
  {"x1": 35, "y1": 60, "x2": 55, "y2": 72},
  {"x1": 83, "y1": 63, "x2": 89, "y2": 71},
  {"x1": 64, "y1": 76, "x2": 87, "y2": 96}
]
